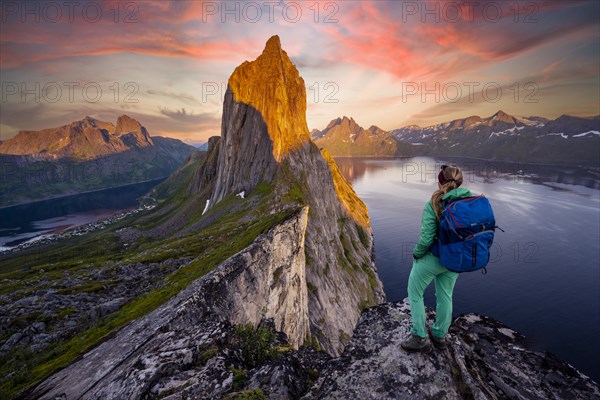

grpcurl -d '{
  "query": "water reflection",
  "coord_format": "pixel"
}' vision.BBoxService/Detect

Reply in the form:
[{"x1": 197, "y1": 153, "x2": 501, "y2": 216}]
[{"x1": 335, "y1": 157, "x2": 600, "y2": 191}]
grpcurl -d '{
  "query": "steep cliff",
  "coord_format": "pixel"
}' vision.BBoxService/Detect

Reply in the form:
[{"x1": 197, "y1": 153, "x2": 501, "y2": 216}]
[
  {"x1": 205, "y1": 35, "x2": 384, "y2": 354},
  {"x1": 210, "y1": 35, "x2": 310, "y2": 204}
]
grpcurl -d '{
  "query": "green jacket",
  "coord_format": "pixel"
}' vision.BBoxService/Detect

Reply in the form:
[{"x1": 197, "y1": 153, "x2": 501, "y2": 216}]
[{"x1": 412, "y1": 187, "x2": 473, "y2": 259}]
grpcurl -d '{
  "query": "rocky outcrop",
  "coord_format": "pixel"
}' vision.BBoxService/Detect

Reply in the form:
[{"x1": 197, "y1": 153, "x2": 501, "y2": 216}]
[
  {"x1": 114, "y1": 115, "x2": 154, "y2": 148},
  {"x1": 204, "y1": 35, "x2": 384, "y2": 355},
  {"x1": 210, "y1": 35, "x2": 310, "y2": 205},
  {"x1": 188, "y1": 136, "x2": 221, "y2": 195},
  {"x1": 26, "y1": 207, "x2": 311, "y2": 400},
  {"x1": 304, "y1": 300, "x2": 600, "y2": 400},
  {"x1": 29, "y1": 293, "x2": 600, "y2": 399}
]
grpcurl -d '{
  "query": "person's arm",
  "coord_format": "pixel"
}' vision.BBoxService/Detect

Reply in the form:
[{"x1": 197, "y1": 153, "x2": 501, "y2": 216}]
[{"x1": 412, "y1": 201, "x2": 438, "y2": 259}]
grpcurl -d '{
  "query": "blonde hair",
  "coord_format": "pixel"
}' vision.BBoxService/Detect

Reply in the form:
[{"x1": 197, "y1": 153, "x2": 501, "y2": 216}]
[{"x1": 431, "y1": 165, "x2": 463, "y2": 220}]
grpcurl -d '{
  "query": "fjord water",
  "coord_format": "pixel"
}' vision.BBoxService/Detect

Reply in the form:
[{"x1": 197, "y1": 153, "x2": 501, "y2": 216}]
[
  {"x1": 336, "y1": 156, "x2": 600, "y2": 382},
  {"x1": 0, "y1": 179, "x2": 163, "y2": 249}
]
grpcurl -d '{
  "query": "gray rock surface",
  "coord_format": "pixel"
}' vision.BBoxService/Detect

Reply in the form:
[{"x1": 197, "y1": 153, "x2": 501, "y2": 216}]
[
  {"x1": 0, "y1": 259, "x2": 188, "y2": 357},
  {"x1": 26, "y1": 207, "x2": 311, "y2": 399},
  {"x1": 303, "y1": 300, "x2": 600, "y2": 400}
]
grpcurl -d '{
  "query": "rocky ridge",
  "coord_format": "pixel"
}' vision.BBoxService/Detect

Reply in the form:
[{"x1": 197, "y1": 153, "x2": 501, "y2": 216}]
[
  {"x1": 24, "y1": 284, "x2": 600, "y2": 399},
  {"x1": 304, "y1": 300, "x2": 600, "y2": 400},
  {"x1": 25, "y1": 208, "x2": 311, "y2": 399},
  {"x1": 389, "y1": 111, "x2": 600, "y2": 166},
  {"x1": 312, "y1": 111, "x2": 600, "y2": 165}
]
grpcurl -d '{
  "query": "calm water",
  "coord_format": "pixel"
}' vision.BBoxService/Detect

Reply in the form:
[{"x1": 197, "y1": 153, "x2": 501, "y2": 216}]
[
  {"x1": 336, "y1": 156, "x2": 600, "y2": 382},
  {"x1": 0, "y1": 179, "x2": 163, "y2": 249}
]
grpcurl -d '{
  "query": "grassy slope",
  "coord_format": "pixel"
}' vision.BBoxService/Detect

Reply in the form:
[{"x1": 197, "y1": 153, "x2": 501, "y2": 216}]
[{"x1": 0, "y1": 152, "x2": 293, "y2": 398}]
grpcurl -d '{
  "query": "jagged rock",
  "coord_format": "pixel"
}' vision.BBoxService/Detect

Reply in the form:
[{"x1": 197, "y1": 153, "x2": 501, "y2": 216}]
[
  {"x1": 189, "y1": 135, "x2": 221, "y2": 195},
  {"x1": 207, "y1": 35, "x2": 384, "y2": 355},
  {"x1": 303, "y1": 300, "x2": 600, "y2": 400},
  {"x1": 210, "y1": 35, "x2": 311, "y2": 205}
]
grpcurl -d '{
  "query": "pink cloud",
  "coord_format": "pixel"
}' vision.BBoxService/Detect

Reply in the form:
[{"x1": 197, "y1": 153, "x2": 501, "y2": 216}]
[
  {"x1": 0, "y1": 0, "x2": 258, "y2": 69},
  {"x1": 314, "y1": 0, "x2": 598, "y2": 82}
]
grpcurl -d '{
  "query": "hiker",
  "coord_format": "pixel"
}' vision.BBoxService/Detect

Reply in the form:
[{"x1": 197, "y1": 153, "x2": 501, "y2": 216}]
[{"x1": 401, "y1": 164, "x2": 471, "y2": 353}]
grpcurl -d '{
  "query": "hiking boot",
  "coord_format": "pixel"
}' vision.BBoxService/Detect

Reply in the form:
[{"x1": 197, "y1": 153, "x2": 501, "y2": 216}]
[
  {"x1": 401, "y1": 334, "x2": 432, "y2": 353},
  {"x1": 430, "y1": 334, "x2": 448, "y2": 350},
  {"x1": 427, "y1": 327, "x2": 448, "y2": 350}
]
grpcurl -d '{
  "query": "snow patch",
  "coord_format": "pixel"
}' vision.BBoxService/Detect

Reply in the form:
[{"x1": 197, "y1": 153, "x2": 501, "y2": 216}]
[
  {"x1": 202, "y1": 200, "x2": 210, "y2": 215},
  {"x1": 548, "y1": 132, "x2": 568, "y2": 139},
  {"x1": 488, "y1": 125, "x2": 524, "y2": 139},
  {"x1": 573, "y1": 130, "x2": 600, "y2": 138},
  {"x1": 236, "y1": 191, "x2": 245, "y2": 199}
]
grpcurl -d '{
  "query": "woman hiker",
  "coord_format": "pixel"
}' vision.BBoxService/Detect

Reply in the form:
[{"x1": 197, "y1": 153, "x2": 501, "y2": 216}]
[{"x1": 401, "y1": 164, "x2": 471, "y2": 353}]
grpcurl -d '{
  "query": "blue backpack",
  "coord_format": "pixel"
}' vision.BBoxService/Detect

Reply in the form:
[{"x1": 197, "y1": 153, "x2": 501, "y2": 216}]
[{"x1": 430, "y1": 195, "x2": 500, "y2": 273}]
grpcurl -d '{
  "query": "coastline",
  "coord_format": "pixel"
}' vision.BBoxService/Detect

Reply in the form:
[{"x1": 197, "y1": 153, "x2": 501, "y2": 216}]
[{"x1": 0, "y1": 177, "x2": 166, "y2": 210}]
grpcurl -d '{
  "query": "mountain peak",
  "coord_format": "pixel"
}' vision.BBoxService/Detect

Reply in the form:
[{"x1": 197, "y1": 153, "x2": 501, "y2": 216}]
[
  {"x1": 211, "y1": 36, "x2": 311, "y2": 203},
  {"x1": 226, "y1": 36, "x2": 310, "y2": 162},
  {"x1": 114, "y1": 115, "x2": 153, "y2": 147},
  {"x1": 264, "y1": 34, "x2": 282, "y2": 53},
  {"x1": 489, "y1": 110, "x2": 519, "y2": 125},
  {"x1": 115, "y1": 115, "x2": 141, "y2": 133}
]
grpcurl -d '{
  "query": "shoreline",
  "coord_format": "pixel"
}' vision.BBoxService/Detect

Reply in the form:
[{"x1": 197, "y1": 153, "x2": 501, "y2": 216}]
[
  {"x1": 0, "y1": 177, "x2": 166, "y2": 210},
  {"x1": 0, "y1": 203, "x2": 155, "y2": 255}
]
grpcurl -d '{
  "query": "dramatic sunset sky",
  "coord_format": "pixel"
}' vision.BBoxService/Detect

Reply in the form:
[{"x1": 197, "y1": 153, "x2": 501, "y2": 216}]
[{"x1": 1, "y1": 0, "x2": 599, "y2": 143}]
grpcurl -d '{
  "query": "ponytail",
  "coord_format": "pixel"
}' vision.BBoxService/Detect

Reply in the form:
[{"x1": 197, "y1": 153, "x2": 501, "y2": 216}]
[{"x1": 431, "y1": 165, "x2": 463, "y2": 220}]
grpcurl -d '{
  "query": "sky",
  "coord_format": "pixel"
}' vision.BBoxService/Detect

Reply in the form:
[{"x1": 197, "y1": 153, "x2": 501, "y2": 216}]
[{"x1": 1, "y1": 0, "x2": 599, "y2": 144}]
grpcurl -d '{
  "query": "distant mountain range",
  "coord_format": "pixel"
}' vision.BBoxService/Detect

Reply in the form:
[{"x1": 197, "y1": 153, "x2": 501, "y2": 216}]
[
  {"x1": 0, "y1": 116, "x2": 195, "y2": 206},
  {"x1": 312, "y1": 116, "x2": 414, "y2": 157},
  {"x1": 313, "y1": 111, "x2": 600, "y2": 166}
]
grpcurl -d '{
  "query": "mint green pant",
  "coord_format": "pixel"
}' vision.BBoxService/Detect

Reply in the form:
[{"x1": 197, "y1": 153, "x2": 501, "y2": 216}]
[{"x1": 408, "y1": 252, "x2": 459, "y2": 339}]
